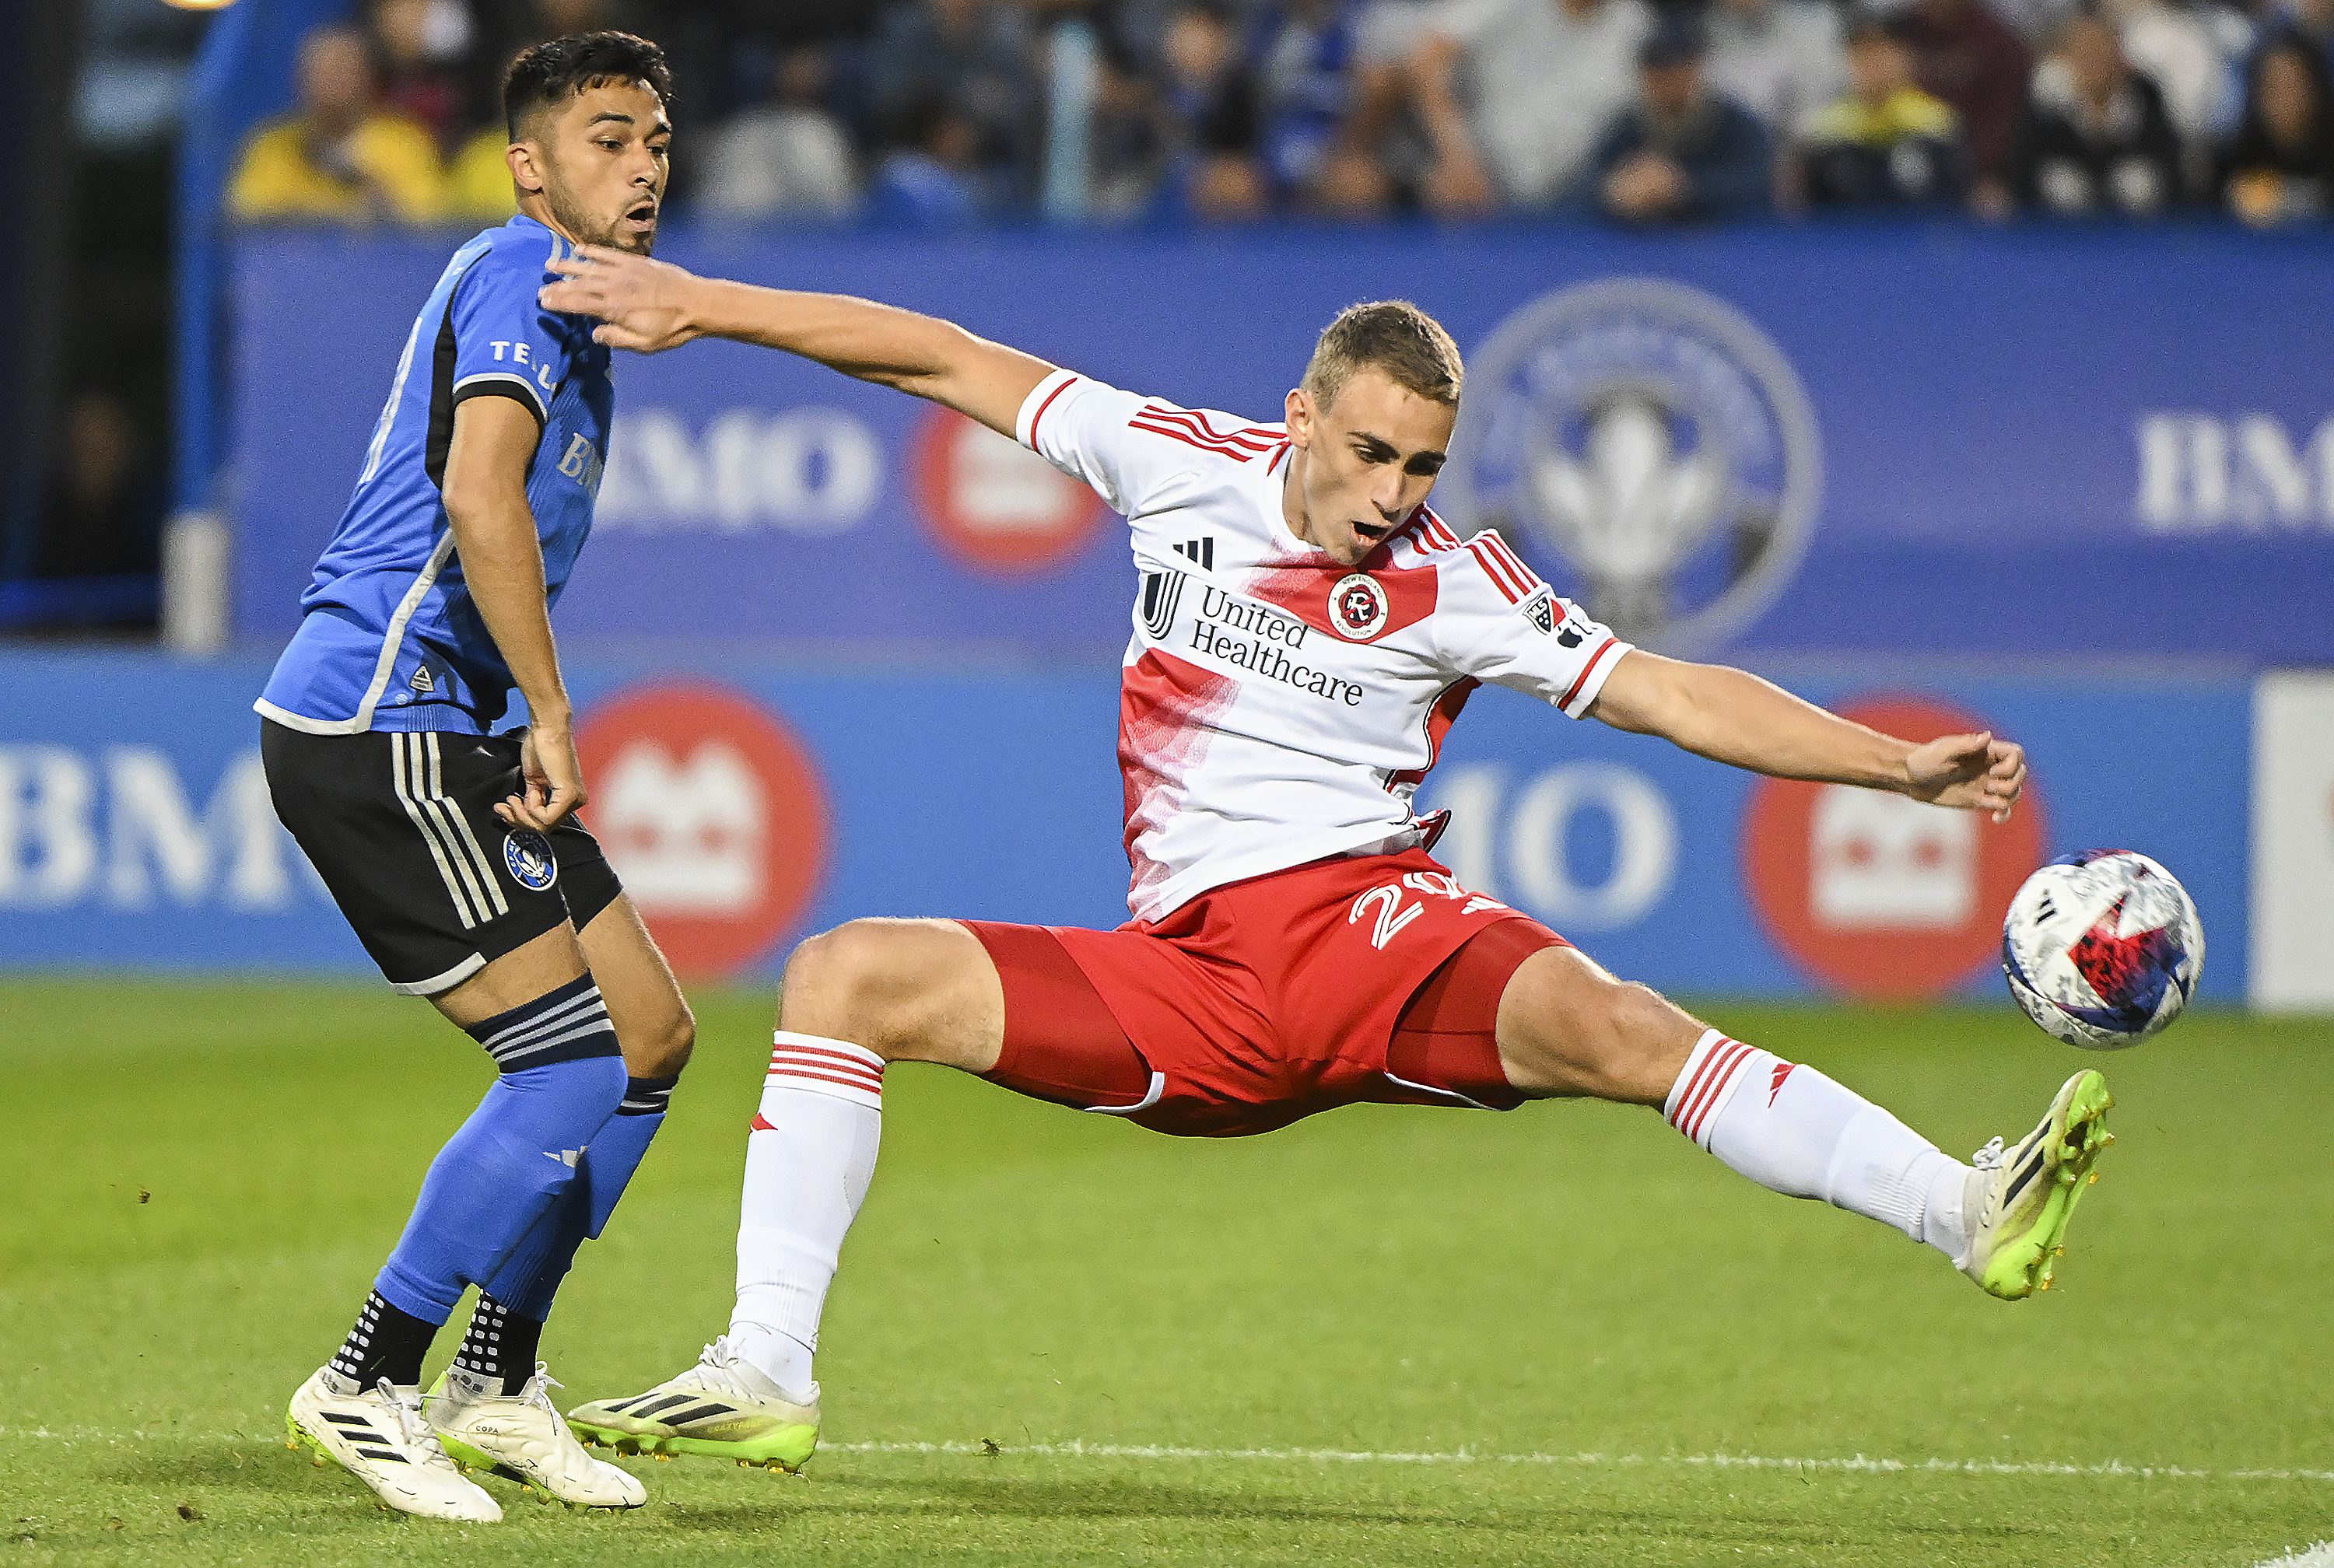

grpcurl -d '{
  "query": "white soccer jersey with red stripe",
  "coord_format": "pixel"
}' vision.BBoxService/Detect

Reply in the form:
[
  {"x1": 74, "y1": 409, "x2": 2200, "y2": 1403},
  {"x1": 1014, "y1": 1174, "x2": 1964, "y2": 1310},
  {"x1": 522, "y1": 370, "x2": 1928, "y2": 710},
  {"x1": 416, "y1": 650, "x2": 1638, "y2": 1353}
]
[{"x1": 1018, "y1": 369, "x2": 1632, "y2": 923}]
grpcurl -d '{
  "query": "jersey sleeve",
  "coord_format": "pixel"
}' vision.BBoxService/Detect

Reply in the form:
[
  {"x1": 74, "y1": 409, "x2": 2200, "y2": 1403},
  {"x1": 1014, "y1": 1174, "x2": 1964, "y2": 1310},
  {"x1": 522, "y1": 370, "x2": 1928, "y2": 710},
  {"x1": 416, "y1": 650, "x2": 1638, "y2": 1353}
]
[
  {"x1": 1015, "y1": 369, "x2": 1208, "y2": 519},
  {"x1": 1438, "y1": 530, "x2": 1631, "y2": 718},
  {"x1": 445, "y1": 246, "x2": 581, "y2": 429}
]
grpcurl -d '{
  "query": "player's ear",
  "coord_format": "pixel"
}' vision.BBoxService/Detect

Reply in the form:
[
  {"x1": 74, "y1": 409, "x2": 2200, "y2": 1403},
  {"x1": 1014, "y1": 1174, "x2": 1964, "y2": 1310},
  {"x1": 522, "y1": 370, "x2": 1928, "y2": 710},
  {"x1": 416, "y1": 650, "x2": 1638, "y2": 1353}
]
[
  {"x1": 1284, "y1": 387, "x2": 1313, "y2": 447},
  {"x1": 507, "y1": 139, "x2": 547, "y2": 195}
]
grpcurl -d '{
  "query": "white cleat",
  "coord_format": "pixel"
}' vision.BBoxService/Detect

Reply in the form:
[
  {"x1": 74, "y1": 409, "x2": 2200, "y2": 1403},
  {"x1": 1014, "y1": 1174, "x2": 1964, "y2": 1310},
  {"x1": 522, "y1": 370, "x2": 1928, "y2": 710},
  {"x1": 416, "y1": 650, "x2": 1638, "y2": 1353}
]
[
  {"x1": 286, "y1": 1366, "x2": 502, "y2": 1522},
  {"x1": 566, "y1": 1336, "x2": 822, "y2": 1472},
  {"x1": 426, "y1": 1365, "x2": 647, "y2": 1509}
]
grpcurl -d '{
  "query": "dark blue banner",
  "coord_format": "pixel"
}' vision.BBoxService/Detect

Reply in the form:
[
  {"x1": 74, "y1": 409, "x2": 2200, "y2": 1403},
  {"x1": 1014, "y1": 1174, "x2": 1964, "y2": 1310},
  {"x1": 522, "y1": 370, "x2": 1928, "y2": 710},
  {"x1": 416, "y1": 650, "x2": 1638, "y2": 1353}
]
[{"x1": 232, "y1": 223, "x2": 2334, "y2": 663}]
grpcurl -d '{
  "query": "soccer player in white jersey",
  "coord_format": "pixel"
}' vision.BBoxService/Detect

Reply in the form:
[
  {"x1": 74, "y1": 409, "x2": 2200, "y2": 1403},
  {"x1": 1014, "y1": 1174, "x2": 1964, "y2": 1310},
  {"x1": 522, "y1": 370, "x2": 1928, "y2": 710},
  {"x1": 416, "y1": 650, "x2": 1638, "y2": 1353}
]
[{"x1": 538, "y1": 254, "x2": 2114, "y2": 1475}]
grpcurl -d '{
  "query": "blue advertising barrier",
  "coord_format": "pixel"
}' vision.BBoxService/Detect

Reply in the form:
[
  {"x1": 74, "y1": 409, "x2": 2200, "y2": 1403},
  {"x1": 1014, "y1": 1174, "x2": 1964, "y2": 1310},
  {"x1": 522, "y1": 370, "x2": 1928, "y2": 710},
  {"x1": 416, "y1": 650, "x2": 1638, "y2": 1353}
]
[
  {"x1": 232, "y1": 223, "x2": 2334, "y2": 663},
  {"x1": 0, "y1": 651, "x2": 2248, "y2": 1003}
]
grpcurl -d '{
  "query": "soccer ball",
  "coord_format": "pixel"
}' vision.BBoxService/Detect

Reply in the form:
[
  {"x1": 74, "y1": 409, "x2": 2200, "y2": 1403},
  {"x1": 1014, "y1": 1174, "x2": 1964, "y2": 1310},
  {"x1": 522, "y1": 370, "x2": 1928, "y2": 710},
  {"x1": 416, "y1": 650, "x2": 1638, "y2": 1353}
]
[{"x1": 2001, "y1": 850, "x2": 2204, "y2": 1049}]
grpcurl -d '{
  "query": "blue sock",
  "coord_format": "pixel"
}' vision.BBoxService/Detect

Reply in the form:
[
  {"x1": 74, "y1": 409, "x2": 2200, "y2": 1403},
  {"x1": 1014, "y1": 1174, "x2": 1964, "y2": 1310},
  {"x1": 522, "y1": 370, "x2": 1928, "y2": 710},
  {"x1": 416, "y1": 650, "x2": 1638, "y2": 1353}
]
[
  {"x1": 482, "y1": 1073, "x2": 679, "y2": 1322},
  {"x1": 371, "y1": 977, "x2": 626, "y2": 1325}
]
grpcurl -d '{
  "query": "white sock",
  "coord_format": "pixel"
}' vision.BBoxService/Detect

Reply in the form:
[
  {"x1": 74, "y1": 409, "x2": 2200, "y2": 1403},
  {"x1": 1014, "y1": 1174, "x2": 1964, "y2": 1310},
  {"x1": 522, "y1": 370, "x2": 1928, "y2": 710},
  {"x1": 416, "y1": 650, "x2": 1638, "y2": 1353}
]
[
  {"x1": 1664, "y1": 1029, "x2": 1973, "y2": 1259},
  {"x1": 728, "y1": 1031, "x2": 885, "y2": 1402}
]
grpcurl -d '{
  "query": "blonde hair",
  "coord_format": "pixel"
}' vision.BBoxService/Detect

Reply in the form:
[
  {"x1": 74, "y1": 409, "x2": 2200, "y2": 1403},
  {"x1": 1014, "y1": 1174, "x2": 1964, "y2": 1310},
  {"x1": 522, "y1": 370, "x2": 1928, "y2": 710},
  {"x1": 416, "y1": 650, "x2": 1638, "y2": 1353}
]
[{"x1": 1300, "y1": 300, "x2": 1463, "y2": 411}]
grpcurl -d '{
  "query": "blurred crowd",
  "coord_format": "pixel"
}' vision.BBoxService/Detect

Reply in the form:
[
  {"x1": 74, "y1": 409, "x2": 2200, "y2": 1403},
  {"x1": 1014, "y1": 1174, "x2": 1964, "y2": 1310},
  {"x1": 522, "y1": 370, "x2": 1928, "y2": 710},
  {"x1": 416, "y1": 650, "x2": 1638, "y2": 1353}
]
[{"x1": 226, "y1": 0, "x2": 2334, "y2": 229}]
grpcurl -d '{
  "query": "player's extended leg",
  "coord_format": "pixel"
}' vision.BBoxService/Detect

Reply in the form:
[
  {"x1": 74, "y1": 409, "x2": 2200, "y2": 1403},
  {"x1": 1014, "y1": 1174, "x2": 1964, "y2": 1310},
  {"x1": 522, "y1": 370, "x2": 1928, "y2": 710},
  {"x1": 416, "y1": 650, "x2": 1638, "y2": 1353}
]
[
  {"x1": 289, "y1": 923, "x2": 638, "y2": 1516},
  {"x1": 426, "y1": 894, "x2": 692, "y2": 1504},
  {"x1": 568, "y1": 918, "x2": 999, "y2": 1469},
  {"x1": 1491, "y1": 946, "x2": 2112, "y2": 1299}
]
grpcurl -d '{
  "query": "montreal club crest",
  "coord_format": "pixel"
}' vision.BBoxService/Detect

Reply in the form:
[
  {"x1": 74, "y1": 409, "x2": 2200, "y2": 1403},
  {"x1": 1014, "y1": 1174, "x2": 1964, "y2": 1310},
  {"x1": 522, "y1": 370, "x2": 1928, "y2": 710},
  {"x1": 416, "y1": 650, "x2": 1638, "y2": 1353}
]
[
  {"x1": 1330, "y1": 573, "x2": 1390, "y2": 640},
  {"x1": 1439, "y1": 278, "x2": 1823, "y2": 655},
  {"x1": 503, "y1": 828, "x2": 559, "y2": 892}
]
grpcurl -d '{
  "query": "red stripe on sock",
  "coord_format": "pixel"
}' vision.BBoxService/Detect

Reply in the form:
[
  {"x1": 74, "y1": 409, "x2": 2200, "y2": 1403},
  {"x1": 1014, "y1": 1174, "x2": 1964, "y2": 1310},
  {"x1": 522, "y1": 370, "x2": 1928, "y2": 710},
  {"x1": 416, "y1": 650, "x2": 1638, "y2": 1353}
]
[
  {"x1": 765, "y1": 1065, "x2": 885, "y2": 1097},
  {"x1": 1668, "y1": 1037, "x2": 1738, "y2": 1129},
  {"x1": 769, "y1": 1041, "x2": 884, "y2": 1073},
  {"x1": 769, "y1": 1052, "x2": 884, "y2": 1087},
  {"x1": 1683, "y1": 1041, "x2": 1754, "y2": 1142},
  {"x1": 1684, "y1": 1042, "x2": 1756, "y2": 1145},
  {"x1": 1674, "y1": 1037, "x2": 1752, "y2": 1141}
]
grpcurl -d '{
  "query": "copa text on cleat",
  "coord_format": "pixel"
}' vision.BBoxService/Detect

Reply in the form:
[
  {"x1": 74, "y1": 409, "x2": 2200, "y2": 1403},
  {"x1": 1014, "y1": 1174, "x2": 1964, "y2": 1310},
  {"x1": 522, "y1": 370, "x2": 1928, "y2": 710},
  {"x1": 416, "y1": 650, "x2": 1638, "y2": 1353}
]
[
  {"x1": 422, "y1": 1364, "x2": 647, "y2": 1508},
  {"x1": 1957, "y1": 1069, "x2": 2115, "y2": 1300}
]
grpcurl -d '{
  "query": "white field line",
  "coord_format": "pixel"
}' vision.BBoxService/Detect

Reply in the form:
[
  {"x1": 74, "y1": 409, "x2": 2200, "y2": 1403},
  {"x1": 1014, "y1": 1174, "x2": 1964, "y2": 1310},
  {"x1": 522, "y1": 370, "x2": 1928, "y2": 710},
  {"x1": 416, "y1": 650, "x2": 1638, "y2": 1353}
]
[
  {"x1": 2252, "y1": 1546, "x2": 2334, "y2": 1568},
  {"x1": 4, "y1": 1426, "x2": 2329, "y2": 1486},
  {"x1": 829, "y1": 1440, "x2": 2329, "y2": 1483}
]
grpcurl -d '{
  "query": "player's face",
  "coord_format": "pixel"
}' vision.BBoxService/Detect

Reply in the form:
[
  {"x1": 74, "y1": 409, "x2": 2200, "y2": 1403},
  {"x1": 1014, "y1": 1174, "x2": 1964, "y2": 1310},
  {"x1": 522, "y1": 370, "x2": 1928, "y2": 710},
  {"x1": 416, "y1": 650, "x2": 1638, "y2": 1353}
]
[
  {"x1": 520, "y1": 81, "x2": 671, "y2": 255},
  {"x1": 1284, "y1": 368, "x2": 1457, "y2": 565}
]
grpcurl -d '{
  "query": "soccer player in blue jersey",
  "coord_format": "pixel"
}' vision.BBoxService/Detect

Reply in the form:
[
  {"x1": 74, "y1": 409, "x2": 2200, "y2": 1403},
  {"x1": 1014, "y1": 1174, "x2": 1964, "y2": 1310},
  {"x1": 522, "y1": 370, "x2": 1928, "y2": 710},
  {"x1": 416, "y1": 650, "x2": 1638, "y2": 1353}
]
[{"x1": 256, "y1": 33, "x2": 684, "y2": 1521}]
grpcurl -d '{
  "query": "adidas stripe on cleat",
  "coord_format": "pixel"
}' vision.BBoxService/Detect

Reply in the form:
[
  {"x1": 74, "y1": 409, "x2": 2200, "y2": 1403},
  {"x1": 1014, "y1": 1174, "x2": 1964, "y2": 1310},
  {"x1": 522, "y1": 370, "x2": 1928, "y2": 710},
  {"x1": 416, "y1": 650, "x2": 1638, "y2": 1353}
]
[
  {"x1": 286, "y1": 1367, "x2": 501, "y2": 1521},
  {"x1": 1957, "y1": 1069, "x2": 2115, "y2": 1300},
  {"x1": 424, "y1": 1365, "x2": 647, "y2": 1509},
  {"x1": 566, "y1": 1336, "x2": 820, "y2": 1472}
]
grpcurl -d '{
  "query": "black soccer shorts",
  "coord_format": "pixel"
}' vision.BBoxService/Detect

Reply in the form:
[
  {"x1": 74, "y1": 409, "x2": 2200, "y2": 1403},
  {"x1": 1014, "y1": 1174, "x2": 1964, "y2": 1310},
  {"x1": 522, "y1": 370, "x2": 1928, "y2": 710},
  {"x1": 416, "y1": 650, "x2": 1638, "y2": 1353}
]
[{"x1": 261, "y1": 719, "x2": 624, "y2": 996}]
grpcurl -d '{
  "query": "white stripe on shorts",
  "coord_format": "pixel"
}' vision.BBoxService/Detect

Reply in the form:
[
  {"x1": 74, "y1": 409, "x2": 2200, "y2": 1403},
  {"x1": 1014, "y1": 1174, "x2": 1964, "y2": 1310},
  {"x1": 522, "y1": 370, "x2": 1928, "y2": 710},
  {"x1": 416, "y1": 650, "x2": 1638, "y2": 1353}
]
[
  {"x1": 419, "y1": 733, "x2": 508, "y2": 921},
  {"x1": 392, "y1": 733, "x2": 482, "y2": 928}
]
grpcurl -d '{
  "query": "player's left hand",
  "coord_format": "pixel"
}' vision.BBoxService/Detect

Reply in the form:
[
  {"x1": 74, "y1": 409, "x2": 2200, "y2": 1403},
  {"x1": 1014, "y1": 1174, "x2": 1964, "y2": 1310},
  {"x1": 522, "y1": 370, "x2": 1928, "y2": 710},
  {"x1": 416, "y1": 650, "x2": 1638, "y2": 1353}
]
[
  {"x1": 499, "y1": 720, "x2": 588, "y2": 831},
  {"x1": 540, "y1": 246, "x2": 701, "y2": 353},
  {"x1": 1903, "y1": 730, "x2": 2026, "y2": 823}
]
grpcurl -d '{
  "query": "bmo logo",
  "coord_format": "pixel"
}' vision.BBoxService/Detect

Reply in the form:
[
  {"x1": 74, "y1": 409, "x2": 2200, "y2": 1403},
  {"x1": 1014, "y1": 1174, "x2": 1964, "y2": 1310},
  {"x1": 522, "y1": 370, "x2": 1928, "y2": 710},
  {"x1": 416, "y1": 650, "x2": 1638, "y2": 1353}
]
[
  {"x1": 1426, "y1": 761, "x2": 1679, "y2": 932},
  {"x1": 911, "y1": 407, "x2": 1104, "y2": 572},
  {"x1": 576, "y1": 682, "x2": 827, "y2": 978},
  {"x1": 1743, "y1": 696, "x2": 2045, "y2": 998}
]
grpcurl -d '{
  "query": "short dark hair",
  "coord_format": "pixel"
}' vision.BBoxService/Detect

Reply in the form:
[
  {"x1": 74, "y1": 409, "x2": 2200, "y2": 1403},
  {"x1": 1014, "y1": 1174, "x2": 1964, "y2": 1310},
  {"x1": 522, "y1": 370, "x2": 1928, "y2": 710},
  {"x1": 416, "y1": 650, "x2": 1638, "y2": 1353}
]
[
  {"x1": 1302, "y1": 301, "x2": 1463, "y2": 411},
  {"x1": 503, "y1": 31, "x2": 673, "y2": 139}
]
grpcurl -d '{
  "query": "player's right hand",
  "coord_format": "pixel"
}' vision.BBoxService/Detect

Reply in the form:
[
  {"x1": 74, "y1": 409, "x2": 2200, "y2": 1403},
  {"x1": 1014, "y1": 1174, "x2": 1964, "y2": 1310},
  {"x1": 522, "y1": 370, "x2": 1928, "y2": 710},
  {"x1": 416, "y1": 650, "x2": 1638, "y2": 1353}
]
[
  {"x1": 540, "y1": 246, "x2": 701, "y2": 354},
  {"x1": 499, "y1": 719, "x2": 588, "y2": 831}
]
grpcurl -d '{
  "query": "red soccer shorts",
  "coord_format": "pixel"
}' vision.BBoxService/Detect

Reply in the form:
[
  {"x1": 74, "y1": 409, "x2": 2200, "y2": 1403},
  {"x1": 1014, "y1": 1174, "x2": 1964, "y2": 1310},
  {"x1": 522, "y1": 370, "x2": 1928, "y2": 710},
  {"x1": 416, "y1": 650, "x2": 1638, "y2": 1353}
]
[{"x1": 962, "y1": 847, "x2": 1568, "y2": 1139}]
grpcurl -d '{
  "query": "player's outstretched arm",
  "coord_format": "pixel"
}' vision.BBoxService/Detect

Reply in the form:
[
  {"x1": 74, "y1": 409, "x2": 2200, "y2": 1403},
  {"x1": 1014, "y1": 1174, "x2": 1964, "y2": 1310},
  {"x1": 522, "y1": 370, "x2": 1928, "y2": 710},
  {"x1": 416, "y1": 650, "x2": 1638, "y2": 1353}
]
[
  {"x1": 538, "y1": 246, "x2": 1055, "y2": 439},
  {"x1": 1588, "y1": 649, "x2": 2027, "y2": 821},
  {"x1": 440, "y1": 394, "x2": 586, "y2": 831}
]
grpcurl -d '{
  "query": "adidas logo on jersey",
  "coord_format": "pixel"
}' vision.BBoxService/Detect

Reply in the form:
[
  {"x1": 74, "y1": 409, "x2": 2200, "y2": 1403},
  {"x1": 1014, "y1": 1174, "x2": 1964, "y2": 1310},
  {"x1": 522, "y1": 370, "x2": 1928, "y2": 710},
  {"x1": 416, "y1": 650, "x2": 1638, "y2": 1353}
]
[
  {"x1": 1171, "y1": 537, "x2": 1215, "y2": 570},
  {"x1": 408, "y1": 663, "x2": 436, "y2": 694}
]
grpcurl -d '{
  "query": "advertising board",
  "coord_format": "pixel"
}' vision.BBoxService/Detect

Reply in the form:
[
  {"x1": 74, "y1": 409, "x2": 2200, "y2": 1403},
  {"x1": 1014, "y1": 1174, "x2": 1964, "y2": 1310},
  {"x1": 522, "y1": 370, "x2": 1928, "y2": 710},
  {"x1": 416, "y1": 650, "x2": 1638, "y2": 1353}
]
[
  {"x1": 232, "y1": 225, "x2": 2334, "y2": 663},
  {"x1": 2252, "y1": 672, "x2": 2334, "y2": 1011},
  {"x1": 0, "y1": 653, "x2": 2249, "y2": 1008}
]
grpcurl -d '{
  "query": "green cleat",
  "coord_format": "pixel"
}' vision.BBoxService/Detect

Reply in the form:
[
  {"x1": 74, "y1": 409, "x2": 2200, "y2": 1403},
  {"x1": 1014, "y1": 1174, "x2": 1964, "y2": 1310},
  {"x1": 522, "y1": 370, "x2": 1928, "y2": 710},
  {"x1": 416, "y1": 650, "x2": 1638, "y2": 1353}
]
[
  {"x1": 566, "y1": 1337, "x2": 820, "y2": 1473},
  {"x1": 1957, "y1": 1068, "x2": 2115, "y2": 1300}
]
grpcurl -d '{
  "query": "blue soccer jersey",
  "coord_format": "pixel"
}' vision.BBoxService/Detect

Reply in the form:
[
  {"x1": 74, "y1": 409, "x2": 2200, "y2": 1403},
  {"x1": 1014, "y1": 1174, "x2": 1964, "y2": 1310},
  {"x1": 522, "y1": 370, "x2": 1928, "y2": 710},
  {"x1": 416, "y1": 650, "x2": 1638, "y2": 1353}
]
[{"x1": 257, "y1": 214, "x2": 612, "y2": 736}]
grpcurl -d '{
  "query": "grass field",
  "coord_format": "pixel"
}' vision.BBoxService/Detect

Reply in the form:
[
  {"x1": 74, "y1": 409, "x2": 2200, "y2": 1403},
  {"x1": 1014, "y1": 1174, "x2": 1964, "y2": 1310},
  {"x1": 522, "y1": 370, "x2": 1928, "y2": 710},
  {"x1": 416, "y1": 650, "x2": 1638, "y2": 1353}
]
[{"x1": 3, "y1": 979, "x2": 2329, "y2": 1566}]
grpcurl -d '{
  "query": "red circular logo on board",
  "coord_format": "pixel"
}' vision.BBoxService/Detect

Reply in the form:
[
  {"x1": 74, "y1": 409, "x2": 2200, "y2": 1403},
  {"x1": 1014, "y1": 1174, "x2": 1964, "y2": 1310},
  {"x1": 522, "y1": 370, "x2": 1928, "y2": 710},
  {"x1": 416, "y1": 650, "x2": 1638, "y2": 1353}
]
[
  {"x1": 575, "y1": 682, "x2": 827, "y2": 979},
  {"x1": 910, "y1": 405, "x2": 1106, "y2": 573},
  {"x1": 1741, "y1": 695, "x2": 2046, "y2": 999}
]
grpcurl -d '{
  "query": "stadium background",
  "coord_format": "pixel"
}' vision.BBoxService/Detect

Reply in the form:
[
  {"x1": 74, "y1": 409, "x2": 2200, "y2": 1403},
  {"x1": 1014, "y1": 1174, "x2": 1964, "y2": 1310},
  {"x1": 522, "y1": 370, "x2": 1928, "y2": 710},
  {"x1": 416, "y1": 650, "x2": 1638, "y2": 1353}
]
[{"x1": 3, "y1": 0, "x2": 2331, "y2": 1563}]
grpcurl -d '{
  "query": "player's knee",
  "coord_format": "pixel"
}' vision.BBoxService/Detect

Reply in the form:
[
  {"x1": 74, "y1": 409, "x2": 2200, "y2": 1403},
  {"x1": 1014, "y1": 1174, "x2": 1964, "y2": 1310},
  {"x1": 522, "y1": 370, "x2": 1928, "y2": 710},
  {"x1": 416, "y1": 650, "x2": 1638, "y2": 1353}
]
[
  {"x1": 633, "y1": 997, "x2": 694, "y2": 1077},
  {"x1": 1574, "y1": 980, "x2": 1697, "y2": 1104},
  {"x1": 1505, "y1": 961, "x2": 1690, "y2": 1104},
  {"x1": 779, "y1": 918, "x2": 947, "y2": 1052}
]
